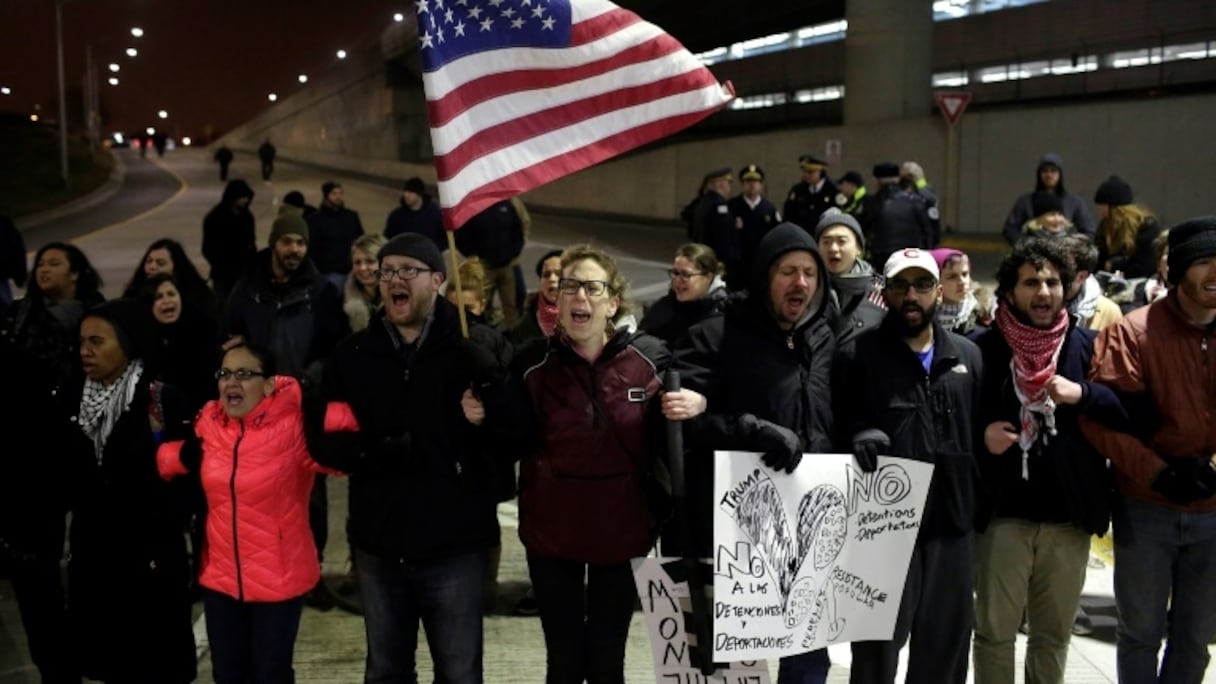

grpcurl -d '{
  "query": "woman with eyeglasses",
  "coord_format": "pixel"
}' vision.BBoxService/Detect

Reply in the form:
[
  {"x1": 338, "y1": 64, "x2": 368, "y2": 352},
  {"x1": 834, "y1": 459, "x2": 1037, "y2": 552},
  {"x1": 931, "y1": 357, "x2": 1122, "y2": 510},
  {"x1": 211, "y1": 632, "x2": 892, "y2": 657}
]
[
  {"x1": 506, "y1": 244, "x2": 705, "y2": 683},
  {"x1": 157, "y1": 341, "x2": 342, "y2": 682},
  {"x1": 641, "y1": 242, "x2": 729, "y2": 347}
]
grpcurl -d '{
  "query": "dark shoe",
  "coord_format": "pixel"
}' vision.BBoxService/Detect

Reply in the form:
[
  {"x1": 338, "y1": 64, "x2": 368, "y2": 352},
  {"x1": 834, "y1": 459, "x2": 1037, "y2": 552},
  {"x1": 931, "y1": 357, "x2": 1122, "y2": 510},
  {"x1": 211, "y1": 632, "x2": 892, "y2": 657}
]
[
  {"x1": 514, "y1": 587, "x2": 538, "y2": 616},
  {"x1": 335, "y1": 571, "x2": 359, "y2": 597},
  {"x1": 304, "y1": 581, "x2": 335, "y2": 611}
]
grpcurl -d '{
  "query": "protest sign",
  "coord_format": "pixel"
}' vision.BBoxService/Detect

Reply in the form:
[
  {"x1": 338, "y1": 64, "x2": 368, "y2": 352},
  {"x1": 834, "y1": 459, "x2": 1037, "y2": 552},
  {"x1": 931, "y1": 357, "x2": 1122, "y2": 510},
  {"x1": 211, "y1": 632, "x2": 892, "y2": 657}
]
[
  {"x1": 632, "y1": 556, "x2": 771, "y2": 683},
  {"x1": 712, "y1": 452, "x2": 933, "y2": 661}
]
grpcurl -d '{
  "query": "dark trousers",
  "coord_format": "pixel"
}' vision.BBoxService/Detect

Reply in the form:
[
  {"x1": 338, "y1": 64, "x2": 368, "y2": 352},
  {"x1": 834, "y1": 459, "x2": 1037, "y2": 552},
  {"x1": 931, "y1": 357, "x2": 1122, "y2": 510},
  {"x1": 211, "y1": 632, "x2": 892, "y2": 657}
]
[
  {"x1": 10, "y1": 541, "x2": 79, "y2": 683},
  {"x1": 219, "y1": 162, "x2": 230, "y2": 182},
  {"x1": 261, "y1": 160, "x2": 274, "y2": 181},
  {"x1": 309, "y1": 474, "x2": 328, "y2": 565},
  {"x1": 777, "y1": 648, "x2": 831, "y2": 683},
  {"x1": 527, "y1": 553, "x2": 637, "y2": 684},
  {"x1": 849, "y1": 533, "x2": 974, "y2": 684},
  {"x1": 202, "y1": 588, "x2": 304, "y2": 684},
  {"x1": 358, "y1": 548, "x2": 486, "y2": 684}
]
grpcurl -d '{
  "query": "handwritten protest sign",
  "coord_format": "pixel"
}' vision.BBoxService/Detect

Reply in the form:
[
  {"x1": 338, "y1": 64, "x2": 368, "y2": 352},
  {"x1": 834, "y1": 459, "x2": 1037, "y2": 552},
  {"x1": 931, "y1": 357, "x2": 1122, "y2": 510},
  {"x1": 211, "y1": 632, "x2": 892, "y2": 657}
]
[
  {"x1": 632, "y1": 556, "x2": 772, "y2": 683},
  {"x1": 712, "y1": 452, "x2": 933, "y2": 661}
]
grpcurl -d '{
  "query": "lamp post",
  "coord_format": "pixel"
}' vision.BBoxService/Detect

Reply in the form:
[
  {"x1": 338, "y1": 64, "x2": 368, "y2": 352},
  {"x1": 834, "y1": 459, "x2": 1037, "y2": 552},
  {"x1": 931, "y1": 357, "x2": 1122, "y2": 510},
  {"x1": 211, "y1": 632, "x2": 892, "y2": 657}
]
[
  {"x1": 85, "y1": 27, "x2": 143, "y2": 158},
  {"x1": 55, "y1": 0, "x2": 70, "y2": 190}
]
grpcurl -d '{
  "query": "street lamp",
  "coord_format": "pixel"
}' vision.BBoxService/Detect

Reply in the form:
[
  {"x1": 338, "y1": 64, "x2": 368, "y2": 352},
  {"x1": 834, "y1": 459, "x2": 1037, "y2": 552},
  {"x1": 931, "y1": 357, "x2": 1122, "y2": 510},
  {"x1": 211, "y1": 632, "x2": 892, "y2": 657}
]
[
  {"x1": 55, "y1": 0, "x2": 70, "y2": 190},
  {"x1": 268, "y1": 93, "x2": 278, "y2": 102},
  {"x1": 297, "y1": 74, "x2": 308, "y2": 84},
  {"x1": 0, "y1": 87, "x2": 10, "y2": 95},
  {"x1": 157, "y1": 110, "x2": 168, "y2": 119},
  {"x1": 336, "y1": 49, "x2": 347, "y2": 59},
  {"x1": 84, "y1": 26, "x2": 144, "y2": 157}
]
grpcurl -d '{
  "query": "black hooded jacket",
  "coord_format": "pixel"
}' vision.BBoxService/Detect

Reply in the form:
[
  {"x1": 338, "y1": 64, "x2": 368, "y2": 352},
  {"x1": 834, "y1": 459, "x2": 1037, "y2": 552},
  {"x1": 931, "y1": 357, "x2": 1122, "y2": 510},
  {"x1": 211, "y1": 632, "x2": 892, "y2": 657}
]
[
  {"x1": 202, "y1": 180, "x2": 256, "y2": 294},
  {"x1": 673, "y1": 222, "x2": 836, "y2": 556},
  {"x1": 1002, "y1": 154, "x2": 1096, "y2": 244}
]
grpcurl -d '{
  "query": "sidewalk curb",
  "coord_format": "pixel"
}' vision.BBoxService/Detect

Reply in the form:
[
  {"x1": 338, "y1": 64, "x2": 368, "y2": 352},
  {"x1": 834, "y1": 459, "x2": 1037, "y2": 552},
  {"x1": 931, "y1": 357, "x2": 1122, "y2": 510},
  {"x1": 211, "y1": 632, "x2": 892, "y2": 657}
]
[{"x1": 14, "y1": 150, "x2": 127, "y2": 232}]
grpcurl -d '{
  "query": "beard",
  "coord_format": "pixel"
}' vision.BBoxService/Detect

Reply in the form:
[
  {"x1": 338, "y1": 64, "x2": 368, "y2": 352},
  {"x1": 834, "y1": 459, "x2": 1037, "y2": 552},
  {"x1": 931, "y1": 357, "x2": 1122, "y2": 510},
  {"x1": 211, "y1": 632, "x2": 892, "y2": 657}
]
[{"x1": 889, "y1": 300, "x2": 937, "y2": 338}]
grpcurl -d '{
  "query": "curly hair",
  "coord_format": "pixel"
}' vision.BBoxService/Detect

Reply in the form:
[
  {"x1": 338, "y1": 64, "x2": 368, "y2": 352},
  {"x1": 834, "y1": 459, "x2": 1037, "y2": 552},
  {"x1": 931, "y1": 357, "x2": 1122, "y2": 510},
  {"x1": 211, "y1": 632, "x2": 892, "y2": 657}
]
[
  {"x1": 996, "y1": 237, "x2": 1077, "y2": 298},
  {"x1": 560, "y1": 244, "x2": 632, "y2": 327}
]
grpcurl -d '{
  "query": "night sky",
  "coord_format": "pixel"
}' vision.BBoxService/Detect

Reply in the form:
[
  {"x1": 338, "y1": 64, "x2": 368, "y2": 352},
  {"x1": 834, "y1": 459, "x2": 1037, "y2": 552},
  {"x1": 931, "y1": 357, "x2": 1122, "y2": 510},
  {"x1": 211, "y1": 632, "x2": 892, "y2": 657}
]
[{"x1": 2, "y1": 0, "x2": 409, "y2": 140}]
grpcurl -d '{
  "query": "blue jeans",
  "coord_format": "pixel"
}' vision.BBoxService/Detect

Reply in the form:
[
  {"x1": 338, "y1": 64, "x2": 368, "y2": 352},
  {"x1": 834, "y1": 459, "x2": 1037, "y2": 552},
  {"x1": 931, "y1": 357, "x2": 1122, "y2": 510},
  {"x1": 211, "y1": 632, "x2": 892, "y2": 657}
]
[
  {"x1": 526, "y1": 553, "x2": 638, "y2": 684},
  {"x1": 358, "y1": 548, "x2": 486, "y2": 684},
  {"x1": 202, "y1": 589, "x2": 304, "y2": 684},
  {"x1": 1113, "y1": 496, "x2": 1216, "y2": 684}
]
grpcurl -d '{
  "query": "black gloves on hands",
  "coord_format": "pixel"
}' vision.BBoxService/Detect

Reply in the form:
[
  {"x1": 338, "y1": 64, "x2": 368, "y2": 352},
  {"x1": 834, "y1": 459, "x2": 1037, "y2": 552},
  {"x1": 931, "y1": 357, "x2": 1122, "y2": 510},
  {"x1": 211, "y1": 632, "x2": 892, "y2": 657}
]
[
  {"x1": 361, "y1": 432, "x2": 411, "y2": 472},
  {"x1": 1151, "y1": 458, "x2": 1216, "y2": 505},
  {"x1": 745, "y1": 416, "x2": 803, "y2": 474},
  {"x1": 179, "y1": 440, "x2": 203, "y2": 474},
  {"x1": 851, "y1": 428, "x2": 890, "y2": 473}
]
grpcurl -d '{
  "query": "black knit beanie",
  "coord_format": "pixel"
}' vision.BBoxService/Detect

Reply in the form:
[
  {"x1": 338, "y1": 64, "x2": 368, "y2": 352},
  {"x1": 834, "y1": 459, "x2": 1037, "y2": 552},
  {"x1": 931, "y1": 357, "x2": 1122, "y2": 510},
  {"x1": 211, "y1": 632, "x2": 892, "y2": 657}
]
[
  {"x1": 1167, "y1": 216, "x2": 1216, "y2": 285},
  {"x1": 378, "y1": 233, "x2": 447, "y2": 278},
  {"x1": 1031, "y1": 190, "x2": 1064, "y2": 217},
  {"x1": 1094, "y1": 175, "x2": 1134, "y2": 206}
]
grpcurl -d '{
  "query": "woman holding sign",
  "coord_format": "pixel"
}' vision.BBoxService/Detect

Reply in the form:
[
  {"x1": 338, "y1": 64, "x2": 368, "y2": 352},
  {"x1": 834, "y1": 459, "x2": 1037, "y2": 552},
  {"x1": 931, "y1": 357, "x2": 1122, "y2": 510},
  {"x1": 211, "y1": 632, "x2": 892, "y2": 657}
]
[{"x1": 508, "y1": 245, "x2": 704, "y2": 683}]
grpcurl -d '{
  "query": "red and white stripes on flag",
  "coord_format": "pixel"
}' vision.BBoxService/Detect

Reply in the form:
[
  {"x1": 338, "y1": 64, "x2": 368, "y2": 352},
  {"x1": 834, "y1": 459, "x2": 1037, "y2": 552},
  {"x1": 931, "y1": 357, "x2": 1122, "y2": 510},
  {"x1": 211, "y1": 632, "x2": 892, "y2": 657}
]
[{"x1": 417, "y1": 0, "x2": 735, "y2": 230}]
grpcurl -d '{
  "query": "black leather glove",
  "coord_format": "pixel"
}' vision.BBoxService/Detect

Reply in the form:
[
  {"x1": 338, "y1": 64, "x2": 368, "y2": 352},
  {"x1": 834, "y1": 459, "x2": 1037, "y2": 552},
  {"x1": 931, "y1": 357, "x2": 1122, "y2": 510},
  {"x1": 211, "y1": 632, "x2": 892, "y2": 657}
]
[
  {"x1": 1152, "y1": 461, "x2": 1203, "y2": 505},
  {"x1": 851, "y1": 428, "x2": 890, "y2": 473},
  {"x1": 362, "y1": 432, "x2": 411, "y2": 471},
  {"x1": 179, "y1": 440, "x2": 203, "y2": 474},
  {"x1": 746, "y1": 416, "x2": 802, "y2": 474}
]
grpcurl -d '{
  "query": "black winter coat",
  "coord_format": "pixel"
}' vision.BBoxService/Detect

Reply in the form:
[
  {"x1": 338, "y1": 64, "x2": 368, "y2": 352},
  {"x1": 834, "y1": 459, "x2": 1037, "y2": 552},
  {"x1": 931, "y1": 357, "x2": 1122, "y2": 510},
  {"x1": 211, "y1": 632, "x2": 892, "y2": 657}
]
[
  {"x1": 835, "y1": 319, "x2": 984, "y2": 539},
  {"x1": 384, "y1": 199, "x2": 446, "y2": 253},
  {"x1": 639, "y1": 284, "x2": 729, "y2": 348},
  {"x1": 675, "y1": 278, "x2": 836, "y2": 555},
  {"x1": 58, "y1": 373, "x2": 198, "y2": 683},
  {"x1": 224, "y1": 249, "x2": 349, "y2": 379},
  {"x1": 312, "y1": 299, "x2": 506, "y2": 562},
  {"x1": 974, "y1": 321, "x2": 1122, "y2": 535},
  {"x1": 202, "y1": 180, "x2": 256, "y2": 295},
  {"x1": 306, "y1": 206, "x2": 365, "y2": 275}
]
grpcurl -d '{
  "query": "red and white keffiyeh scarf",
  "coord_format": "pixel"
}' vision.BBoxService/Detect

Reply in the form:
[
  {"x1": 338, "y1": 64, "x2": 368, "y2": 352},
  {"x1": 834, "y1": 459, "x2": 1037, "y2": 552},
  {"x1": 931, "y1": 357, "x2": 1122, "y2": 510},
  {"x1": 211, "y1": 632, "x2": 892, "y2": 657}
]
[
  {"x1": 537, "y1": 296, "x2": 560, "y2": 337},
  {"x1": 996, "y1": 304, "x2": 1069, "y2": 479}
]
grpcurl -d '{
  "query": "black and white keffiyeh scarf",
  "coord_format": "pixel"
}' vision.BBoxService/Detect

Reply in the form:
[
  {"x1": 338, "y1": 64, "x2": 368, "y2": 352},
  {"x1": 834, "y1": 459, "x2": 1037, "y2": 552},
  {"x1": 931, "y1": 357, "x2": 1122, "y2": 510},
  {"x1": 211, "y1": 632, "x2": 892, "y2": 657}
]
[{"x1": 78, "y1": 360, "x2": 143, "y2": 465}]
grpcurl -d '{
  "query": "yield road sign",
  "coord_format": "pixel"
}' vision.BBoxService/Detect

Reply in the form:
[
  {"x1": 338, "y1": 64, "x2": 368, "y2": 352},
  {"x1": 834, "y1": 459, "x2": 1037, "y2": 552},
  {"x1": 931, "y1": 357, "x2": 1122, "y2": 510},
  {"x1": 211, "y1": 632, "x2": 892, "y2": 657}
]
[{"x1": 934, "y1": 91, "x2": 972, "y2": 127}]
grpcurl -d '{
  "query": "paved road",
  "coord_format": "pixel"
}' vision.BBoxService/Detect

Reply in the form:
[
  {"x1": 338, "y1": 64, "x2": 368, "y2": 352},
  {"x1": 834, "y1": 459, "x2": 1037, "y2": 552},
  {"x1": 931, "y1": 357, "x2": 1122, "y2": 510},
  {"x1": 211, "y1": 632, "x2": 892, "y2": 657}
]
[{"x1": 0, "y1": 147, "x2": 1200, "y2": 683}]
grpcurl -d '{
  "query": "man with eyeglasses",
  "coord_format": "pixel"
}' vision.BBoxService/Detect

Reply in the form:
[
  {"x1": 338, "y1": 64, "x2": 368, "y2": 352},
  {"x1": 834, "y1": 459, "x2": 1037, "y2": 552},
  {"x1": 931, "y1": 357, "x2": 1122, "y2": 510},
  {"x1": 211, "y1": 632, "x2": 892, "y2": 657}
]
[
  {"x1": 311, "y1": 233, "x2": 510, "y2": 683},
  {"x1": 673, "y1": 222, "x2": 838, "y2": 682},
  {"x1": 834, "y1": 248, "x2": 983, "y2": 684}
]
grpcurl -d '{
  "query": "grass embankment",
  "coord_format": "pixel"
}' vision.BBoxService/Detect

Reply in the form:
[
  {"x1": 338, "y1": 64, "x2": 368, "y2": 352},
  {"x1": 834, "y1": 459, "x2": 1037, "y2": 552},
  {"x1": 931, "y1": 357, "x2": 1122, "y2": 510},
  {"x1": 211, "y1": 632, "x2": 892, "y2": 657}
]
[{"x1": 0, "y1": 114, "x2": 113, "y2": 219}]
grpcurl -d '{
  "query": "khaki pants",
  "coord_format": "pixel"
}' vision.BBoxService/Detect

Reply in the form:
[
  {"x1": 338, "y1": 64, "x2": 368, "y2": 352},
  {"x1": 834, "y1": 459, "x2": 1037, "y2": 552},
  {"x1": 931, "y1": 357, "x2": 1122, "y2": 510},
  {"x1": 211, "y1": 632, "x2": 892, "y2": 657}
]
[
  {"x1": 487, "y1": 263, "x2": 520, "y2": 329},
  {"x1": 973, "y1": 518, "x2": 1091, "y2": 684}
]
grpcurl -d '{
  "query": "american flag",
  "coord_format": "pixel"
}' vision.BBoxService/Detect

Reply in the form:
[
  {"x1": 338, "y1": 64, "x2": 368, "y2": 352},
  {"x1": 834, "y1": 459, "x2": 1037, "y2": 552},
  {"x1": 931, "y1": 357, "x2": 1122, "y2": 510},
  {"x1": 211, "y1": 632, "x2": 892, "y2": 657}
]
[{"x1": 415, "y1": 0, "x2": 735, "y2": 230}]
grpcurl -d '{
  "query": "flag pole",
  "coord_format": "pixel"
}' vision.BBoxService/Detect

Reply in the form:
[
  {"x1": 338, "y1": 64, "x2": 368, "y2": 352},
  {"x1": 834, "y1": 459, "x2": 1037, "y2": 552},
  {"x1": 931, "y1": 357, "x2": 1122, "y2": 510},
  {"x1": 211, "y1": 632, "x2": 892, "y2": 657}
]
[{"x1": 445, "y1": 230, "x2": 469, "y2": 338}]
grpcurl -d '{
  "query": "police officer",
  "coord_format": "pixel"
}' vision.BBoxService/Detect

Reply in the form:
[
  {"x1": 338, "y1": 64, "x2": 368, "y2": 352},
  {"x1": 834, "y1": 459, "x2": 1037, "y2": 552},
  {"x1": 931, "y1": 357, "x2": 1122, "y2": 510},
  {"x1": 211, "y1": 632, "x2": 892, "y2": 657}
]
[
  {"x1": 691, "y1": 168, "x2": 741, "y2": 289},
  {"x1": 861, "y1": 162, "x2": 935, "y2": 271},
  {"x1": 728, "y1": 164, "x2": 780, "y2": 291},
  {"x1": 835, "y1": 170, "x2": 867, "y2": 218},
  {"x1": 783, "y1": 154, "x2": 839, "y2": 232},
  {"x1": 901, "y1": 161, "x2": 942, "y2": 246}
]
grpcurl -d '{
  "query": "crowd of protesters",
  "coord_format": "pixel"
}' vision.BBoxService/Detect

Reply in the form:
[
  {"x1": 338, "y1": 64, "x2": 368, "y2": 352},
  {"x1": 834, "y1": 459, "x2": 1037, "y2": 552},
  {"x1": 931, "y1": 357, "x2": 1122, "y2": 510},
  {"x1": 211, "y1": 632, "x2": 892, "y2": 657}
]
[{"x1": 0, "y1": 151, "x2": 1211, "y2": 684}]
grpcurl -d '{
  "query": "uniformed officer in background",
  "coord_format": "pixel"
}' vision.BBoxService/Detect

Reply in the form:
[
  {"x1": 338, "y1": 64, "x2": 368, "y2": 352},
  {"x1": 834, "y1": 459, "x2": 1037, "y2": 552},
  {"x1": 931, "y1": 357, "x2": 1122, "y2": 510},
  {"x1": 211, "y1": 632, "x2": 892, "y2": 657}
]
[
  {"x1": 783, "y1": 154, "x2": 839, "y2": 232},
  {"x1": 691, "y1": 168, "x2": 741, "y2": 289},
  {"x1": 835, "y1": 170, "x2": 868, "y2": 218},
  {"x1": 728, "y1": 164, "x2": 781, "y2": 291},
  {"x1": 862, "y1": 162, "x2": 936, "y2": 271}
]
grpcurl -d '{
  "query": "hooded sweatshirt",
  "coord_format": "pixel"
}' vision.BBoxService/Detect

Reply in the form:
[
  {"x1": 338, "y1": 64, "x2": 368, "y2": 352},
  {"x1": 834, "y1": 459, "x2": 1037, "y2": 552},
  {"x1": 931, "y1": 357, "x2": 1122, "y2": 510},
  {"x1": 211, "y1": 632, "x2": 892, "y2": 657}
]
[{"x1": 1002, "y1": 154, "x2": 1096, "y2": 244}]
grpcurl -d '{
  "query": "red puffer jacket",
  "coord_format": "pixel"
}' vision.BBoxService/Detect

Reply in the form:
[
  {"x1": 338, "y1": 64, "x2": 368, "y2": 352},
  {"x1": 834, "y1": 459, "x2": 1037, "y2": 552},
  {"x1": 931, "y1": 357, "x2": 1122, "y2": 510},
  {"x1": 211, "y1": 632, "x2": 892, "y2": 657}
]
[{"x1": 158, "y1": 376, "x2": 333, "y2": 602}]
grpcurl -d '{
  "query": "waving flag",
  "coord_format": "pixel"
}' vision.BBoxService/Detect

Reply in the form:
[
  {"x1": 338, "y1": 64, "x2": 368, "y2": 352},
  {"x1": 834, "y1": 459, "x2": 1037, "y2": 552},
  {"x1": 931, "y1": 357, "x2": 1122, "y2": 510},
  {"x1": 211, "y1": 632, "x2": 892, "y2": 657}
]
[{"x1": 415, "y1": 0, "x2": 735, "y2": 230}]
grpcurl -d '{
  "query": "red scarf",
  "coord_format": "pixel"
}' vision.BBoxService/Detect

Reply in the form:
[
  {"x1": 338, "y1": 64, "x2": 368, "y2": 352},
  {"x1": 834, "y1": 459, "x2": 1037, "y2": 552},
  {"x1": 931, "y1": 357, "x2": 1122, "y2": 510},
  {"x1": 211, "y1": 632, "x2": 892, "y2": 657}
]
[
  {"x1": 996, "y1": 304, "x2": 1069, "y2": 478},
  {"x1": 536, "y1": 296, "x2": 559, "y2": 337}
]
